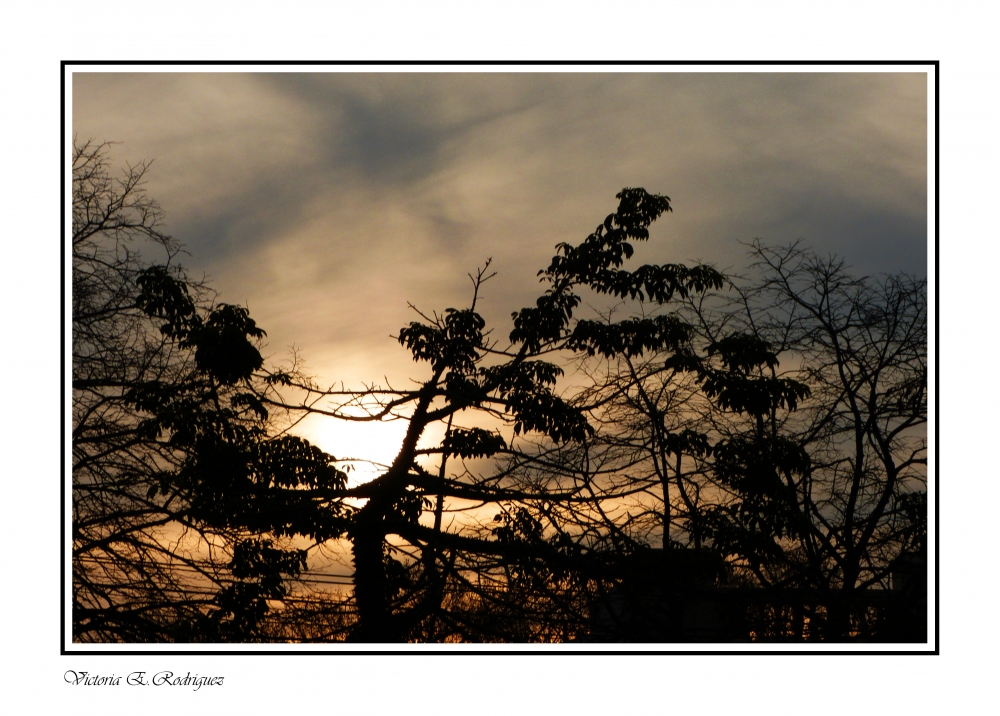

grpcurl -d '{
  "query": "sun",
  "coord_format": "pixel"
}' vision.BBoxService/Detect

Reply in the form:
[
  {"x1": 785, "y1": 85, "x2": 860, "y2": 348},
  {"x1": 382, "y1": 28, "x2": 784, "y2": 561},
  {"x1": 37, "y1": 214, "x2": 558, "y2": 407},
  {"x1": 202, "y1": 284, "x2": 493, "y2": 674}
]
[{"x1": 296, "y1": 413, "x2": 410, "y2": 485}]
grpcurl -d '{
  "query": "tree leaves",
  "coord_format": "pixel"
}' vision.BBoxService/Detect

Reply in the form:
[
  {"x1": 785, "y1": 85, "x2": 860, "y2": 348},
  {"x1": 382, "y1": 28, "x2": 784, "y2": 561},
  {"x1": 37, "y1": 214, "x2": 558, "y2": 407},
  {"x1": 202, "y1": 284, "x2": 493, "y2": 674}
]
[
  {"x1": 700, "y1": 372, "x2": 811, "y2": 415},
  {"x1": 698, "y1": 333, "x2": 811, "y2": 415},
  {"x1": 135, "y1": 265, "x2": 197, "y2": 337},
  {"x1": 443, "y1": 428, "x2": 507, "y2": 458},
  {"x1": 511, "y1": 189, "x2": 682, "y2": 353},
  {"x1": 509, "y1": 289, "x2": 582, "y2": 353},
  {"x1": 182, "y1": 432, "x2": 352, "y2": 542},
  {"x1": 398, "y1": 308, "x2": 486, "y2": 375},
  {"x1": 567, "y1": 315, "x2": 693, "y2": 358},
  {"x1": 184, "y1": 304, "x2": 265, "y2": 386},
  {"x1": 483, "y1": 361, "x2": 591, "y2": 443},
  {"x1": 706, "y1": 333, "x2": 780, "y2": 373}
]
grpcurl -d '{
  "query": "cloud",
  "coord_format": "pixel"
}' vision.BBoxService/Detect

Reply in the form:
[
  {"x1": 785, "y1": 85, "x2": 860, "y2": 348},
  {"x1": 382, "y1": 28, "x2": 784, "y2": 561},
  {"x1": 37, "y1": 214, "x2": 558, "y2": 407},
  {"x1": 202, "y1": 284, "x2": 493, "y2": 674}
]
[{"x1": 73, "y1": 70, "x2": 928, "y2": 395}]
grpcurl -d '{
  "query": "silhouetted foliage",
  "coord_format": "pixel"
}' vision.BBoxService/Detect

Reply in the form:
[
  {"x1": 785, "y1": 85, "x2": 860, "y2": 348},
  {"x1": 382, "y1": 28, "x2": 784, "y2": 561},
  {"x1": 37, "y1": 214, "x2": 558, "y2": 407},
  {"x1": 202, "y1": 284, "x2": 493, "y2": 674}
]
[
  {"x1": 549, "y1": 240, "x2": 927, "y2": 641},
  {"x1": 73, "y1": 147, "x2": 927, "y2": 644},
  {"x1": 262, "y1": 188, "x2": 738, "y2": 642},
  {"x1": 72, "y1": 140, "x2": 348, "y2": 642}
]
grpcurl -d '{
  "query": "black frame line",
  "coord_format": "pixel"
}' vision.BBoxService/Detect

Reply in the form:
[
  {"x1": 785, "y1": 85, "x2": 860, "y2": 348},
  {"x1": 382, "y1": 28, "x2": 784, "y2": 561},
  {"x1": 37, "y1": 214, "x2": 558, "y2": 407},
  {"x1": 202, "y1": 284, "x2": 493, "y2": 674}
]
[
  {"x1": 60, "y1": 63, "x2": 67, "y2": 656},
  {"x1": 61, "y1": 59, "x2": 939, "y2": 657}
]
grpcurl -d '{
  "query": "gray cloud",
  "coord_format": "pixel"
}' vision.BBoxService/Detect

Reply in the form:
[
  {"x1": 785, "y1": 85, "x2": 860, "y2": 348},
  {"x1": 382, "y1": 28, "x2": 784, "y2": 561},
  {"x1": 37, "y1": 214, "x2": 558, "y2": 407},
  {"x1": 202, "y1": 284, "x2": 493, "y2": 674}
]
[{"x1": 73, "y1": 70, "x2": 927, "y2": 392}]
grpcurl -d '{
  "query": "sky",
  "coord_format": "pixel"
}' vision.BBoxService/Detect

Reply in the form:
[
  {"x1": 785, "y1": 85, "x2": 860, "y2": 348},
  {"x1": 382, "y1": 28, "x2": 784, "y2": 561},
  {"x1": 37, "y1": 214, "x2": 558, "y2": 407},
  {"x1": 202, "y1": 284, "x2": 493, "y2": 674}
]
[{"x1": 72, "y1": 70, "x2": 928, "y2": 465}]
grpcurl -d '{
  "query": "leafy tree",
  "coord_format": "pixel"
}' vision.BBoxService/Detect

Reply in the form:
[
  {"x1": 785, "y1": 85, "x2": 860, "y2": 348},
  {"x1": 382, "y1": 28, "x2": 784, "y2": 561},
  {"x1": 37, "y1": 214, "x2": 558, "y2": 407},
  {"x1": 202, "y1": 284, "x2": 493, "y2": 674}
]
[
  {"x1": 265, "y1": 188, "x2": 730, "y2": 642},
  {"x1": 72, "y1": 140, "x2": 350, "y2": 642}
]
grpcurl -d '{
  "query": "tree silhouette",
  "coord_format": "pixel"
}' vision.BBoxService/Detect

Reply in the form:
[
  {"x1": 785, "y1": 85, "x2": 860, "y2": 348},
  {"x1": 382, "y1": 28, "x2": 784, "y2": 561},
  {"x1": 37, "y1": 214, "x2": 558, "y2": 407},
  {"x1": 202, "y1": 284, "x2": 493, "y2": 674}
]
[
  {"x1": 72, "y1": 140, "x2": 349, "y2": 642},
  {"x1": 550, "y1": 241, "x2": 927, "y2": 641},
  {"x1": 73, "y1": 145, "x2": 926, "y2": 643},
  {"x1": 725, "y1": 242, "x2": 927, "y2": 639},
  {"x1": 263, "y1": 188, "x2": 742, "y2": 642}
]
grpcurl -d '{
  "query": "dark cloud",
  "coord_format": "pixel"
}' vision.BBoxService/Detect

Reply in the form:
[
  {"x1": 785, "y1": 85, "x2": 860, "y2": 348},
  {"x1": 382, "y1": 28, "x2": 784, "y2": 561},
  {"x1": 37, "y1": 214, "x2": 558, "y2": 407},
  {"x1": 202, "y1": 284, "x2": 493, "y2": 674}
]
[
  {"x1": 173, "y1": 170, "x2": 323, "y2": 262},
  {"x1": 73, "y1": 70, "x2": 928, "y2": 395},
  {"x1": 259, "y1": 73, "x2": 550, "y2": 188},
  {"x1": 260, "y1": 74, "x2": 452, "y2": 186}
]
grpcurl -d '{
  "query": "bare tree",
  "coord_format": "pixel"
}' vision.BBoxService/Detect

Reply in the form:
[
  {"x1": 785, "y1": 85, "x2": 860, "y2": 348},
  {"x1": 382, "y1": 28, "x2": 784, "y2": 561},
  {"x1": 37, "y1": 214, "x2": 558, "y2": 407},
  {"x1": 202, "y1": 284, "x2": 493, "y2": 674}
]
[
  {"x1": 73, "y1": 138, "x2": 215, "y2": 641},
  {"x1": 727, "y1": 241, "x2": 927, "y2": 638},
  {"x1": 558, "y1": 240, "x2": 927, "y2": 641}
]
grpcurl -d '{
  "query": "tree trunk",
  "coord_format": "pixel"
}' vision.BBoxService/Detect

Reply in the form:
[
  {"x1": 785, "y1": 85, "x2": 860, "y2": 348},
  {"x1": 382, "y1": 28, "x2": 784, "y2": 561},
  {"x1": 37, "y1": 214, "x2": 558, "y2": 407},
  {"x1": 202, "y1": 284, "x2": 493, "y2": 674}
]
[
  {"x1": 347, "y1": 378, "x2": 442, "y2": 642},
  {"x1": 348, "y1": 505, "x2": 395, "y2": 642}
]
